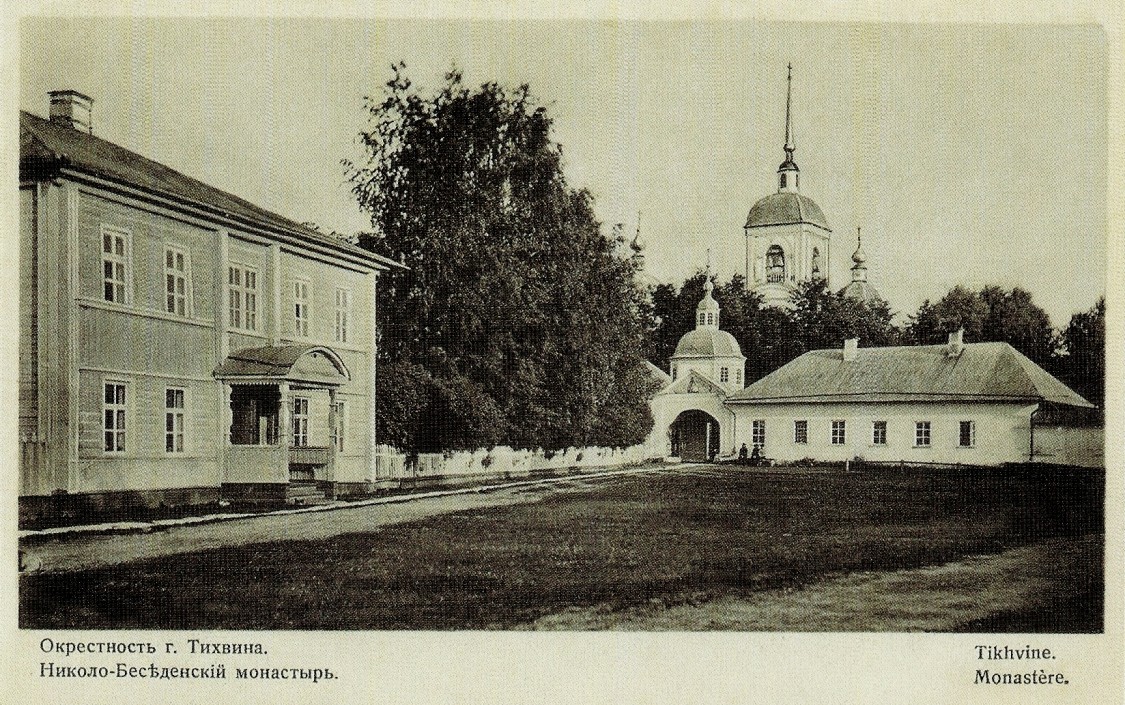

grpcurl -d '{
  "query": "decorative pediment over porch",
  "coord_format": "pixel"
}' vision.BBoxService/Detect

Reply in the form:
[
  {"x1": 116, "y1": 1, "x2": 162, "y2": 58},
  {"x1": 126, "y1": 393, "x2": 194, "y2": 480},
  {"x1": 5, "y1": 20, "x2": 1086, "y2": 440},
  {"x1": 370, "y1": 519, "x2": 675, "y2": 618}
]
[
  {"x1": 213, "y1": 345, "x2": 351, "y2": 387},
  {"x1": 658, "y1": 369, "x2": 728, "y2": 398}
]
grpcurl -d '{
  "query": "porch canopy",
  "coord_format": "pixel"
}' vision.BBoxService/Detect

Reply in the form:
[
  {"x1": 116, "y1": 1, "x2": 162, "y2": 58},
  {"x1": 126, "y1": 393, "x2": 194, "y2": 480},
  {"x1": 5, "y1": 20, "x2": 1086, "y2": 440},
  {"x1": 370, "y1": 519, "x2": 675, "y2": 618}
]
[{"x1": 213, "y1": 345, "x2": 350, "y2": 387}]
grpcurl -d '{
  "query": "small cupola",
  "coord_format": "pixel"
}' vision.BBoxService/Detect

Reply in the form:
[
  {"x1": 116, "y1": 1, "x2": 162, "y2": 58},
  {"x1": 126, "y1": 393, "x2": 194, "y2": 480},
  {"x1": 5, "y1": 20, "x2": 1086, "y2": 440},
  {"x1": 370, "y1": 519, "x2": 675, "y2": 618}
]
[
  {"x1": 48, "y1": 90, "x2": 94, "y2": 134},
  {"x1": 695, "y1": 250, "x2": 720, "y2": 329},
  {"x1": 850, "y1": 226, "x2": 868, "y2": 283}
]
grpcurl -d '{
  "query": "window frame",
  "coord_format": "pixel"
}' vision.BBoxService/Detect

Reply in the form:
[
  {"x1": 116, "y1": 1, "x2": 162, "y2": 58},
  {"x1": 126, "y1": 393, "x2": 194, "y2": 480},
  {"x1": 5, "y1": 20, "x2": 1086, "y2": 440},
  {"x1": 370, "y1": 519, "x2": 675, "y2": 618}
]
[
  {"x1": 752, "y1": 419, "x2": 766, "y2": 447},
  {"x1": 334, "y1": 287, "x2": 352, "y2": 343},
  {"x1": 101, "y1": 225, "x2": 132, "y2": 305},
  {"x1": 228, "y1": 263, "x2": 260, "y2": 332},
  {"x1": 103, "y1": 380, "x2": 128, "y2": 454},
  {"x1": 164, "y1": 387, "x2": 186, "y2": 454},
  {"x1": 720, "y1": 366, "x2": 729, "y2": 383},
  {"x1": 872, "y1": 420, "x2": 888, "y2": 446},
  {"x1": 914, "y1": 421, "x2": 932, "y2": 448},
  {"x1": 293, "y1": 278, "x2": 311, "y2": 338},
  {"x1": 958, "y1": 420, "x2": 976, "y2": 448},
  {"x1": 292, "y1": 396, "x2": 309, "y2": 448},
  {"x1": 163, "y1": 244, "x2": 192, "y2": 317},
  {"x1": 831, "y1": 419, "x2": 847, "y2": 446},
  {"x1": 793, "y1": 419, "x2": 808, "y2": 445}
]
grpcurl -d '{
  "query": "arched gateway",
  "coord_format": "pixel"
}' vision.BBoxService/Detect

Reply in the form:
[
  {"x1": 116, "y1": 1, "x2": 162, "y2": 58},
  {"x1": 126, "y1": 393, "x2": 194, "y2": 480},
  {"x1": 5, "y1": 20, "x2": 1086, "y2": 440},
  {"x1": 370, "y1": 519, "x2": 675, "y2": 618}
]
[{"x1": 670, "y1": 410, "x2": 721, "y2": 461}]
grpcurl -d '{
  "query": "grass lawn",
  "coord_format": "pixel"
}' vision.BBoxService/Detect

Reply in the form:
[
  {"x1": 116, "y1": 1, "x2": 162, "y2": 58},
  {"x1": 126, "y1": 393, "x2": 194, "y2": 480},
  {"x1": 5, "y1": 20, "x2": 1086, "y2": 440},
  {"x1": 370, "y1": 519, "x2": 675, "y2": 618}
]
[{"x1": 20, "y1": 465, "x2": 1104, "y2": 631}]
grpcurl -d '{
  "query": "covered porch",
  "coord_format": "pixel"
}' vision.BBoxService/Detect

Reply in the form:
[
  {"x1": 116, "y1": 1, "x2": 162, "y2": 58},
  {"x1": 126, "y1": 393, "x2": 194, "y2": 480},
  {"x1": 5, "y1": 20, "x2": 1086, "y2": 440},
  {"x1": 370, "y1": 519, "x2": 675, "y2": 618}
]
[{"x1": 214, "y1": 345, "x2": 350, "y2": 504}]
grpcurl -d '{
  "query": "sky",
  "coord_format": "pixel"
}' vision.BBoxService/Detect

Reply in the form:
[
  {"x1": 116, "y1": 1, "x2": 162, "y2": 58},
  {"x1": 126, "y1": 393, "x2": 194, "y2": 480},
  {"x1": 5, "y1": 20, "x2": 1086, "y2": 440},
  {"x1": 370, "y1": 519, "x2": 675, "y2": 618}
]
[{"x1": 19, "y1": 17, "x2": 1108, "y2": 327}]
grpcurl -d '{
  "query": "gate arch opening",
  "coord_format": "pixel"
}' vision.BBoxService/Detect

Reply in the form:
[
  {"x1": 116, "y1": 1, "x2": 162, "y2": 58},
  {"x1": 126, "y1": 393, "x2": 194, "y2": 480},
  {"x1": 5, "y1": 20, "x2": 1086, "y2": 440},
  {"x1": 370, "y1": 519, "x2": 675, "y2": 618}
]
[{"x1": 670, "y1": 409, "x2": 721, "y2": 462}]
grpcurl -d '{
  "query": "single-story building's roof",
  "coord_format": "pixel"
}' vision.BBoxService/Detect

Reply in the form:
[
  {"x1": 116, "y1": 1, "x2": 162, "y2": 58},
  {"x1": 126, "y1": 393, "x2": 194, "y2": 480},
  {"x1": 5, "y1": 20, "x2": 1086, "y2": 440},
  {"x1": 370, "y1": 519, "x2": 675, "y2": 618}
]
[
  {"x1": 19, "y1": 110, "x2": 404, "y2": 270},
  {"x1": 727, "y1": 341, "x2": 1093, "y2": 408}
]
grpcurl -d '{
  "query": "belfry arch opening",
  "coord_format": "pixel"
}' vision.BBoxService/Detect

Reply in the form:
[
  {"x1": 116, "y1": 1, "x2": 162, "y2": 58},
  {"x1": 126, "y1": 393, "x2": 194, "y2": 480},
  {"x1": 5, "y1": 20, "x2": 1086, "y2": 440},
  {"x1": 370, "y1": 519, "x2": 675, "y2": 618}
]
[{"x1": 670, "y1": 409, "x2": 721, "y2": 462}]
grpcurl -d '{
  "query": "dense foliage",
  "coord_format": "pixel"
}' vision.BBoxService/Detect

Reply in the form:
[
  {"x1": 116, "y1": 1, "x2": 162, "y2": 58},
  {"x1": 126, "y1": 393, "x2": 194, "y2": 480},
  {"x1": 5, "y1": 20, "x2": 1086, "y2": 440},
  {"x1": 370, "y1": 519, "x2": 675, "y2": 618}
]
[{"x1": 347, "y1": 65, "x2": 656, "y2": 452}]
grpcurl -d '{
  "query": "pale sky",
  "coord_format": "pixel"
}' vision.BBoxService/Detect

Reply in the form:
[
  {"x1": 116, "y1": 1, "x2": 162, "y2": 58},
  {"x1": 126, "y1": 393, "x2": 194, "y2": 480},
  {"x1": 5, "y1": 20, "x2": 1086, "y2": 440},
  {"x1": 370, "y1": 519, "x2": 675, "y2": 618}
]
[{"x1": 19, "y1": 18, "x2": 1107, "y2": 327}]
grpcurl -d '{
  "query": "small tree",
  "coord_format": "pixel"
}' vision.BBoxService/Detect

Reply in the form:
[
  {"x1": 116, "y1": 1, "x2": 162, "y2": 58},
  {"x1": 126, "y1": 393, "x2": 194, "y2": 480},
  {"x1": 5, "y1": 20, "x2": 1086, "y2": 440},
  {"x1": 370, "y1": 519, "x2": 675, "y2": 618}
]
[{"x1": 1058, "y1": 297, "x2": 1105, "y2": 407}]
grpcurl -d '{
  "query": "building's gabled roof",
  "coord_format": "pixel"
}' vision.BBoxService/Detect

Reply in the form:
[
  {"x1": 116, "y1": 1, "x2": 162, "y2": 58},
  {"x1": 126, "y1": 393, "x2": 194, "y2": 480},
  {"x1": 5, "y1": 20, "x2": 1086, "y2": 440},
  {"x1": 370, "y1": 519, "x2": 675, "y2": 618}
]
[
  {"x1": 643, "y1": 360, "x2": 672, "y2": 386},
  {"x1": 19, "y1": 110, "x2": 404, "y2": 270},
  {"x1": 727, "y1": 341, "x2": 1093, "y2": 408},
  {"x1": 745, "y1": 192, "x2": 830, "y2": 231}
]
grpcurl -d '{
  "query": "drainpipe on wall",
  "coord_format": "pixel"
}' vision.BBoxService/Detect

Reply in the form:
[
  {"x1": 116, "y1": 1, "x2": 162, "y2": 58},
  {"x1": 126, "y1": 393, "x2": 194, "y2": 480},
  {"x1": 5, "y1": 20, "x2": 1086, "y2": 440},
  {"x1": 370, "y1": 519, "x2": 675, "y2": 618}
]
[{"x1": 1029, "y1": 403, "x2": 1041, "y2": 463}]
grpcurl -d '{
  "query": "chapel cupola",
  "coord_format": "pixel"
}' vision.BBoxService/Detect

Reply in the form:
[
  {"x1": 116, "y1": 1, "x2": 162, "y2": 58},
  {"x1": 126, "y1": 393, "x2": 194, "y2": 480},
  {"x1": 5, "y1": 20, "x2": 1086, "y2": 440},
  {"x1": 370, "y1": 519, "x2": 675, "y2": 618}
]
[
  {"x1": 850, "y1": 226, "x2": 868, "y2": 283},
  {"x1": 696, "y1": 251, "x2": 720, "y2": 329}
]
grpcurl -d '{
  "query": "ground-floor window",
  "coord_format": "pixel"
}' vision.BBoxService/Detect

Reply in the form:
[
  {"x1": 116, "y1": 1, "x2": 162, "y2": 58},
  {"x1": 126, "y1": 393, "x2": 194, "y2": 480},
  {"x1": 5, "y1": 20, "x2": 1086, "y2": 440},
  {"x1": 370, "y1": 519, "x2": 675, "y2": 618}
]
[
  {"x1": 103, "y1": 381, "x2": 127, "y2": 453},
  {"x1": 872, "y1": 420, "x2": 887, "y2": 446},
  {"x1": 165, "y1": 387, "x2": 185, "y2": 453},
  {"x1": 752, "y1": 419, "x2": 765, "y2": 447},
  {"x1": 959, "y1": 420, "x2": 975, "y2": 447},
  {"x1": 293, "y1": 397, "x2": 309, "y2": 447},
  {"x1": 915, "y1": 421, "x2": 932, "y2": 447},
  {"x1": 831, "y1": 420, "x2": 846, "y2": 445},
  {"x1": 794, "y1": 420, "x2": 807, "y2": 444}
]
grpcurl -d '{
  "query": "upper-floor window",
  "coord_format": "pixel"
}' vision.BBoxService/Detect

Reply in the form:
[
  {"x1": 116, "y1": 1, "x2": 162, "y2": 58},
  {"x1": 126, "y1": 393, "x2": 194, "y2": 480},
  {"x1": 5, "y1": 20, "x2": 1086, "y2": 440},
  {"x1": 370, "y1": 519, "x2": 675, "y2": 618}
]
[
  {"x1": 165, "y1": 388, "x2": 186, "y2": 453},
  {"x1": 102, "y1": 226, "x2": 131, "y2": 303},
  {"x1": 698, "y1": 313, "x2": 705, "y2": 326},
  {"x1": 103, "y1": 381, "x2": 127, "y2": 453},
  {"x1": 334, "y1": 288, "x2": 352, "y2": 343},
  {"x1": 915, "y1": 421, "x2": 932, "y2": 447},
  {"x1": 735, "y1": 369, "x2": 742, "y2": 386},
  {"x1": 293, "y1": 280, "x2": 310, "y2": 338},
  {"x1": 872, "y1": 420, "x2": 887, "y2": 446},
  {"x1": 780, "y1": 173, "x2": 787, "y2": 189},
  {"x1": 720, "y1": 367, "x2": 729, "y2": 383},
  {"x1": 752, "y1": 420, "x2": 766, "y2": 447},
  {"x1": 766, "y1": 245, "x2": 786, "y2": 284},
  {"x1": 831, "y1": 420, "x2": 846, "y2": 445},
  {"x1": 293, "y1": 397, "x2": 309, "y2": 447},
  {"x1": 793, "y1": 420, "x2": 808, "y2": 444},
  {"x1": 229, "y1": 264, "x2": 259, "y2": 331},
  {"x1": 164, "y1": 246, "x2": 191, "y2": 316},
  {"x1": 959, "y1": 421, "x2": 976, "y2": 448}
]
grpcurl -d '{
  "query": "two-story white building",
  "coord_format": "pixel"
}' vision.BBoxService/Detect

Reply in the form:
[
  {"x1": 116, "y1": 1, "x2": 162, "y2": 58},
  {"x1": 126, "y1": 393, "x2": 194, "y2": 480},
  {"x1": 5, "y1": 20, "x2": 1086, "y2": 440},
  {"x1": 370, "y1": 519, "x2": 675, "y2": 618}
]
[{"x1": 19, "y1": 90, "x2": 404, "y2": 523}]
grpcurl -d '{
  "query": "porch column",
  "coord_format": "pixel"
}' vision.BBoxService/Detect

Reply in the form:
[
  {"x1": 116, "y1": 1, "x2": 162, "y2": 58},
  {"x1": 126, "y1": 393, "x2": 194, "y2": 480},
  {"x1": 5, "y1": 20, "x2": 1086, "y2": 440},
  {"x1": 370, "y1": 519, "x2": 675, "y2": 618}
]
[
  {"x1": 278, "y1": 381, "x2": 292, "y2": 449},
  {"x1": 327, "y1": 387, "x2": 338, "y2": 483}
]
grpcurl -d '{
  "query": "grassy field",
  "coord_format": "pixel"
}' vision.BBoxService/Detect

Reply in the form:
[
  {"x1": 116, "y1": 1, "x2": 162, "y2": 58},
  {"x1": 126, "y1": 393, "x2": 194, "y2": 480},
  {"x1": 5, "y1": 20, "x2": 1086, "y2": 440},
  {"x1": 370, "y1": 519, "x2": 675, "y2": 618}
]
[{"x1": 20, "y1": 465, "x2": 1103, "y2": 631}]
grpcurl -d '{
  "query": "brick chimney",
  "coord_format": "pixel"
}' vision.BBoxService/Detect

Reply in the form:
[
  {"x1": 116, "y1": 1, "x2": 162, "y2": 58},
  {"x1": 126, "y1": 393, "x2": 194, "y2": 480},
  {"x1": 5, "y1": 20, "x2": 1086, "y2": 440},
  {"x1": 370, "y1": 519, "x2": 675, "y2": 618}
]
[
  {"x1": 843, "y1": 337, "x2": 859, "y2": 361},
  {"x1": 48, "y1": 90, "x2": 93, "y2": 133},
  {"x1": 947, "y1": 328, "x2": 965, "y2": 357}
]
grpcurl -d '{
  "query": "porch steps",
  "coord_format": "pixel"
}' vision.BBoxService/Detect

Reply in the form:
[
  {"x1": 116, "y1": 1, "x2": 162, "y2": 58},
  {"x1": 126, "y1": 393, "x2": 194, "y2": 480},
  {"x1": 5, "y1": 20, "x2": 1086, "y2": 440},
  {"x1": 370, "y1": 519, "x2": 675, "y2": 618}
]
[{"x1": 285, "y1": 481, "x2": 331, "y2": 506}]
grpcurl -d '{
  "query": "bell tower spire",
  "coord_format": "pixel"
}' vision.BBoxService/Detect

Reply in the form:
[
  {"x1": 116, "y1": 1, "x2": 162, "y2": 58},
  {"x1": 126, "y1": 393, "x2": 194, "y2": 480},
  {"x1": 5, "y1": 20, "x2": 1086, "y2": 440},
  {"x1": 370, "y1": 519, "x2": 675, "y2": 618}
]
[{"x1": 778, "y1": 63, "x2": 800, "y2": 194}]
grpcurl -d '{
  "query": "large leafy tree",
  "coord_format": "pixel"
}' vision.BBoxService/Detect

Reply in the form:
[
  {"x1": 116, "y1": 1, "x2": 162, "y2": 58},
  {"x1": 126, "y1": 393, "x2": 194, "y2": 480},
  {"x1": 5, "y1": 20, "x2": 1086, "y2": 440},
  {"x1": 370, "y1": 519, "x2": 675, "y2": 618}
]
[
  {"x1": 347, "y1": 64, "x2": 654, "y2": 451},
  {"x1": 1057, "y1": 297, "x2": 1105, "y2": 407},
  {"x1": 905, "y1": 285, "x2": 1055, "y2": 365},
  {"x1": 788, "y1": 279, "x2": 899, "y2": 353}
]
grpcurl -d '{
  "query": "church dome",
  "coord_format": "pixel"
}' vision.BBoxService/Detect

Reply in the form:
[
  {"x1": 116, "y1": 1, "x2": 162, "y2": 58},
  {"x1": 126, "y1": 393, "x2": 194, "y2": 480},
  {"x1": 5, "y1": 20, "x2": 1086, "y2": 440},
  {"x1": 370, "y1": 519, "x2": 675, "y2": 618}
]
[
  {"x1": 673, "y1": 328, "x2": 743, "y2": 358},
  {"x1": 839, "y1": 280, "x2": 882, "y2": 303},
  {"x1": 744, "y1": 192, "x2": 830, "y2": 231}
]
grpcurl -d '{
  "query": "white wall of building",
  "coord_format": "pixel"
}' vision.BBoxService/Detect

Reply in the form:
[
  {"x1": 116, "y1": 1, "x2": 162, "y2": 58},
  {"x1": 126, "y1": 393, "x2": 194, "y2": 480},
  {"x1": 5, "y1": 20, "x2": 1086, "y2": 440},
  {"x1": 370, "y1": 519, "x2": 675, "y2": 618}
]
[
  {"x1": 729, "y1": 401, "x2": 1038, "y2": 466},
  {"x1": 649, "y1": 391, "x2": 738, "y2": 458}
]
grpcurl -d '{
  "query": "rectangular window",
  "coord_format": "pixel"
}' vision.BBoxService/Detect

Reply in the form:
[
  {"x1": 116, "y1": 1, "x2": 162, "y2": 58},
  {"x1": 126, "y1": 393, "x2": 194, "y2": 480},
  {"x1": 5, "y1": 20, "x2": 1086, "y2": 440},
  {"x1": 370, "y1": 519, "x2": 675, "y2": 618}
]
[
  {"x1": 831, "y1": 420, "x2": 846, "y2": 445},
  {"x1": 335, "y1": 400, "x2": 346, "y2": 453},
  {"x1": 292, "y1": 397, "x2": 309, "y2": 447},
  {"x1": 164, "y1": 246, "x2": 190, "y2": 316},
  {"x1": 872, "y1": 420, "x2": 887, "y2": 446},
  {"x1": 101, "y1": 227, "x2": 130, "y2": 303},
  {"x1": 229, "y1": 265, "x2": 259, "y2": 331},
  {"x1": 103, "y1": 382, "x2": 127, "y2": 453},
  {"x1": 915, "y1": 421, "x2": 932, "y2": 447},
  {"x1": 735, "y1": 369, "x2": 742, "y2": 386},
  {"x1": 752, "y1": 420, "x2": 765, "y2": 447},
  {"x1": 165, "y1": 388, "x2": 185, "y2": 453},
  {"x1": 720, "y1": 367, "x2": 729, "y2": 383},
  {"x1": 334, "y1": 288, "x2": 351, "y2": 343},
  {"x1": 959, "y1": 420, "x2": 976, "y2": 448},
  {"x1": 293, "y1": 280, "x2": 310, "y2": 337},
  {"x1": 793, "y1": 420, "x2": 808, "y2": 444}
]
